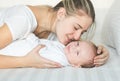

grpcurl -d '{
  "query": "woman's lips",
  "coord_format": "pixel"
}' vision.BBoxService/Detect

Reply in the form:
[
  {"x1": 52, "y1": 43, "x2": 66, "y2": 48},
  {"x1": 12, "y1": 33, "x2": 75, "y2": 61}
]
[{"x1": 65, "y1": 36, "x2": 71, "y2": 45}]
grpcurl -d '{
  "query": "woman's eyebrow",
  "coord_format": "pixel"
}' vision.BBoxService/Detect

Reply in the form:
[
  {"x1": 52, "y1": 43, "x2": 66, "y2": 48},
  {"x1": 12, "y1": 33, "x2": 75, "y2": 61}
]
[{"x1": 77, "y1": 23, "x2": 87, "y2": 32}]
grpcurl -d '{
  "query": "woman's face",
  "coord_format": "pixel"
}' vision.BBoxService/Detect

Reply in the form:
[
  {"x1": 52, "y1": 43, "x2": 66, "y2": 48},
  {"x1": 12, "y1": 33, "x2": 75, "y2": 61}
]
[{"x1": 55, "y1": 10, "x2": 92, "y2": 45}]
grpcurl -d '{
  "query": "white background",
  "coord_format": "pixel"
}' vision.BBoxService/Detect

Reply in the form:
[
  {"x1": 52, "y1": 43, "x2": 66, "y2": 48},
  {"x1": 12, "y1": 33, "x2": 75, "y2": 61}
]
[
  {"x1": 0, "y1": 0, "x2": 114, "y2": 8},
  {"x1": 0, "y1": 0, "x2": 60, "y2": 8}
]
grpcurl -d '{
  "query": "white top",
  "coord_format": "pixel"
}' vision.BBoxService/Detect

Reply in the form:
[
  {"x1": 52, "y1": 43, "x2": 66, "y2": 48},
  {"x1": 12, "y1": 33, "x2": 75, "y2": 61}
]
[
  {"x1": 0, "y1": 5, "x2": 37, "y2": 40},
  {"x1": 0, "y1": 33, "x2": 70, "y2": 66},
  {"x1": 0, "y1": 5, "x2": 69, "y2": 66}
]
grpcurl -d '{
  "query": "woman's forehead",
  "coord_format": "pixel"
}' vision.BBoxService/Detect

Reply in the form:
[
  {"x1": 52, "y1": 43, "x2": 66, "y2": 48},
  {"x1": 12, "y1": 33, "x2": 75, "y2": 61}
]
[{"x1": 73, "y1": 15, "x2": 92, "y2": 29}]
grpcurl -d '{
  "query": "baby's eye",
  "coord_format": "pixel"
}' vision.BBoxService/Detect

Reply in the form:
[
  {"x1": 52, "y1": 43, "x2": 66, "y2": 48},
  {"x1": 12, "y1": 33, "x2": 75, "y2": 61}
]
[
  {"x1": 77, "y1": 52, "x2": 79, "y2": 56},
  {"x1": 77, "y1": 41, "x2": 79, "y2": 46}
]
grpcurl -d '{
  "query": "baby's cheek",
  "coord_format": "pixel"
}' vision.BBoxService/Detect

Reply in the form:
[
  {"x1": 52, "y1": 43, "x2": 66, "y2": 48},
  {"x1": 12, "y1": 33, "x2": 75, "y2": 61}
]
[{"x1": 64, "y1": 48, "x2": 69, "y2": 55}]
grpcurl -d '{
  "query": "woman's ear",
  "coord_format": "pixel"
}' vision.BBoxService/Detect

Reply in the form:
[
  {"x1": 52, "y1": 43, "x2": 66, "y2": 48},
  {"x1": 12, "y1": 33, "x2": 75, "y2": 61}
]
[{"x1": 57, "y1": 7, "x2": 66, "y2": 21}]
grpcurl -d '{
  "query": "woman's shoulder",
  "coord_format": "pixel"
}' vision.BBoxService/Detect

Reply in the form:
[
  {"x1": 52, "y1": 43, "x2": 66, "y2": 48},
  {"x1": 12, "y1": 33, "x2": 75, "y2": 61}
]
[{"x1": 1, "y1": 5, "x2": 37, "y2": 40}]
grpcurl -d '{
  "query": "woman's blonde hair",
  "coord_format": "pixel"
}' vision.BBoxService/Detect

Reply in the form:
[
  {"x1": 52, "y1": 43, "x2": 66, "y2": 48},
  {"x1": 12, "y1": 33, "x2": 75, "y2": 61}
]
[
  {"x1": 54, "y1": 0, "x2": 95, "y2": 22},
  {"x1": 37, "y1": 0, "x2": 95, "y2": 39}
]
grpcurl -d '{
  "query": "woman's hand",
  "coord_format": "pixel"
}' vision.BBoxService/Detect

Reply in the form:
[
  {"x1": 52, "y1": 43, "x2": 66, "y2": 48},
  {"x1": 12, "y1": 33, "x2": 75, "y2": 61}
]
[
  {"x1": 94, "y1": 45, "x2": 109, "y2": 67},
  {"x1": 23, "y1": 45, "x2": 62, "y2": 68}
]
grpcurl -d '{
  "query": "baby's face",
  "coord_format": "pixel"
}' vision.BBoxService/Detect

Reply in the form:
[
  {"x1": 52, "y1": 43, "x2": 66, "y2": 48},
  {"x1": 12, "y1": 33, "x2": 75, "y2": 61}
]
[{"x1": 64, "y1": 41, "x2": 95, "y2": 67}]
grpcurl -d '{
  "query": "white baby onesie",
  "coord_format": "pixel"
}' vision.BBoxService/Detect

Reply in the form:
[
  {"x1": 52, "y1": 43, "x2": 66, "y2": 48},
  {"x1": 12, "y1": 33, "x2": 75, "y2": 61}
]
[{"x1": 0, "y1": 33, "x2": 70, "y2": 66}]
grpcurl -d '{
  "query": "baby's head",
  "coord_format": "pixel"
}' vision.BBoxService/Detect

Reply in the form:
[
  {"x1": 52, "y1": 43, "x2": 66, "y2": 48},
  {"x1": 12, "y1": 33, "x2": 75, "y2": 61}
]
[{"x1": 64, "y1": 40, "x2": 97, "y2": 68}]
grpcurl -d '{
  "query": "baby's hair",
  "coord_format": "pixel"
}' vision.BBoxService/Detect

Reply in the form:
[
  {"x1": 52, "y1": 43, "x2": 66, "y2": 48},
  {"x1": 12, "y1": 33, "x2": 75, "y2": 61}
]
[{"x1": 81, "y1": 41, "x2": 97, "y2": 68}]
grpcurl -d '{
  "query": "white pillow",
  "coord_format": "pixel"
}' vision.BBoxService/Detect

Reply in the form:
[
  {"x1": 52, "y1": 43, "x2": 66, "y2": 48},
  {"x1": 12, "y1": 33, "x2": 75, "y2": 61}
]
[
  {"x1": 102, "y1": 0, "x2": 120, "y2": 55},
  {"x1": 110, "y1": 12, "x2": 120, "y2": 55}
]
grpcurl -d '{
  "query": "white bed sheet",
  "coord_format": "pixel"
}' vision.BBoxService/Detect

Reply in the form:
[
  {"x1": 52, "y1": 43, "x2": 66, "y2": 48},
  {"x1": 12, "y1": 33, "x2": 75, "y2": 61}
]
[{"x1": 0, "y1": 46, "x2": 120, "y2": 81}]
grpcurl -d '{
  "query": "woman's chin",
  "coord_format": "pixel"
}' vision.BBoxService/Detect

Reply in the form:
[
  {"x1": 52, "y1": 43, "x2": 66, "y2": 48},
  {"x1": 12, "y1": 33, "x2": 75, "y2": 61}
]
[
  {"x1": 64, "y1": 41, "x2": 69, "y2": 46},
  {"x1": 59, "y1": 40, "x2": 66, "y2": 45}
]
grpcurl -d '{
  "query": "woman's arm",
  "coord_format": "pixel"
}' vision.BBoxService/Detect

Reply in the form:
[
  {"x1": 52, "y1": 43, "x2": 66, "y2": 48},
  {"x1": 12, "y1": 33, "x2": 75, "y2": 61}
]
[
  {"x1": 23, "y1": 45, "x2": 62, "y2": 68},
  {"x1": 94, "y1": 45, "x2": 109, "y2": 66},
  {"x1": 0, "y1": 24, "x2": 12, "y2": 49},
  {"x1": 0, "y1": 55, "x2": 26, "y2": 68},
  {"x1": 0, "y1": 45, "x2": 61, "y2": 68}
]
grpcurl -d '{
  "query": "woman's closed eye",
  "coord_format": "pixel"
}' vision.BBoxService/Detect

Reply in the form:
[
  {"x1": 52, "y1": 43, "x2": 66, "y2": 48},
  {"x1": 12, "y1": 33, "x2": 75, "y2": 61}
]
[
  {"x1": 74, "y1": 24, "x2": 80, "y2": 30},
  {"x1": 74, "y1": 26, "x2": 78, "y2": 30},
  {"x1": 82, "y1": 30, "x2": 87, "y2": 35}
]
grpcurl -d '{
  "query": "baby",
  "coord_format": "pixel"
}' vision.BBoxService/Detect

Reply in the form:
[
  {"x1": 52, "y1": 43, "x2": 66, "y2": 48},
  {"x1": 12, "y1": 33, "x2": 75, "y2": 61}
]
[
  {"x1": 0, "y1": 34, "x2": 97, "y2": 68},
  {"x1": 64, "y1": 40, "x2": 97, "y2": 68}
]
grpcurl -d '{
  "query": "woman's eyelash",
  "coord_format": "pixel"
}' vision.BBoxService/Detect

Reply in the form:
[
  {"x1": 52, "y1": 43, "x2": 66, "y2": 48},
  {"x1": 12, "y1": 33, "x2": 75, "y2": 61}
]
[{"x1": 74, "y1": 27, "x2": 77, "y2": 30}]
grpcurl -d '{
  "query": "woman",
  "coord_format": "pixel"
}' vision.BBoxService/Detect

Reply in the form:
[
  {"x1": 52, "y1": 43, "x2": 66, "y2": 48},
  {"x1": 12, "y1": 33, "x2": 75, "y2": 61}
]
[{"x1": 0, "y1": 0, "x2": 109, "y2": 68}]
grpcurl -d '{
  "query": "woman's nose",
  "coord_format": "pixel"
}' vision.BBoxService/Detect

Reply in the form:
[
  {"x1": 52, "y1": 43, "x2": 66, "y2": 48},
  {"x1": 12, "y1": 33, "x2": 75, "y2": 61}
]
[{"x1": 74, "y1": 31, "x2": 82, "y2": 40}]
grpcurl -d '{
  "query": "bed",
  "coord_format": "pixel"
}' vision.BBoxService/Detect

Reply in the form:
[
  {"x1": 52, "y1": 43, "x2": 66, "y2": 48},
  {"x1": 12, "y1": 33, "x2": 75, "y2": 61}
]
[{"x1": 0, "y1": 0, "x2": 120, "y2": 81}]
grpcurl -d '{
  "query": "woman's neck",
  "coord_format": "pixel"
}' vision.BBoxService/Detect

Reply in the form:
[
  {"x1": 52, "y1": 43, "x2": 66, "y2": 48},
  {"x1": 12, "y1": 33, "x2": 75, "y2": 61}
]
[{"x1": 28, "y1": 5, "x2": 57, "y2": 35}]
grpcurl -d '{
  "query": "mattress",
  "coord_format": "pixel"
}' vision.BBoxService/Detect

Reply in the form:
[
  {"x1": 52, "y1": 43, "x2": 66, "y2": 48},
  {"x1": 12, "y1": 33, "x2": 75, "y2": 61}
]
[{"x1": 0, "y1": 47, "x2": 120, "y2": 81}]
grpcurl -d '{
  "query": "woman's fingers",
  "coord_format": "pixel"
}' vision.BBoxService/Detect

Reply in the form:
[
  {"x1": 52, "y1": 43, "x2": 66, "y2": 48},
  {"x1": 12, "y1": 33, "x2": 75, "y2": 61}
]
[
  {"x1": 94, "y1": 56, "x2": 108, "y2": 65},
  {"x1": 33, "y1": 45, "x2": 45, "y2": 52},
  {"x1": 94, "y1": 51, "x2": 108, "y2": 60},
  {"x1": 94, "y1": 45, "x2": 109, "y2": 66},
  {"x1": 95, "y1": 46, "x2": 109, "y2": 59},
  {"x1": 28, "y1": 44, "x2": 45, "y2": 55},
  {"x1": 97, "y1": 45, "x2": 103, "y2": 54},
  {"x1": 39, "y1": 57, "x2": 62, "y2": 68},
  {"x1": 39, "y1": 63, "x2": 62, "y2": 68},
  {"x1": 26, "y1": 44, "x2": 62, "y2": 68}
]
